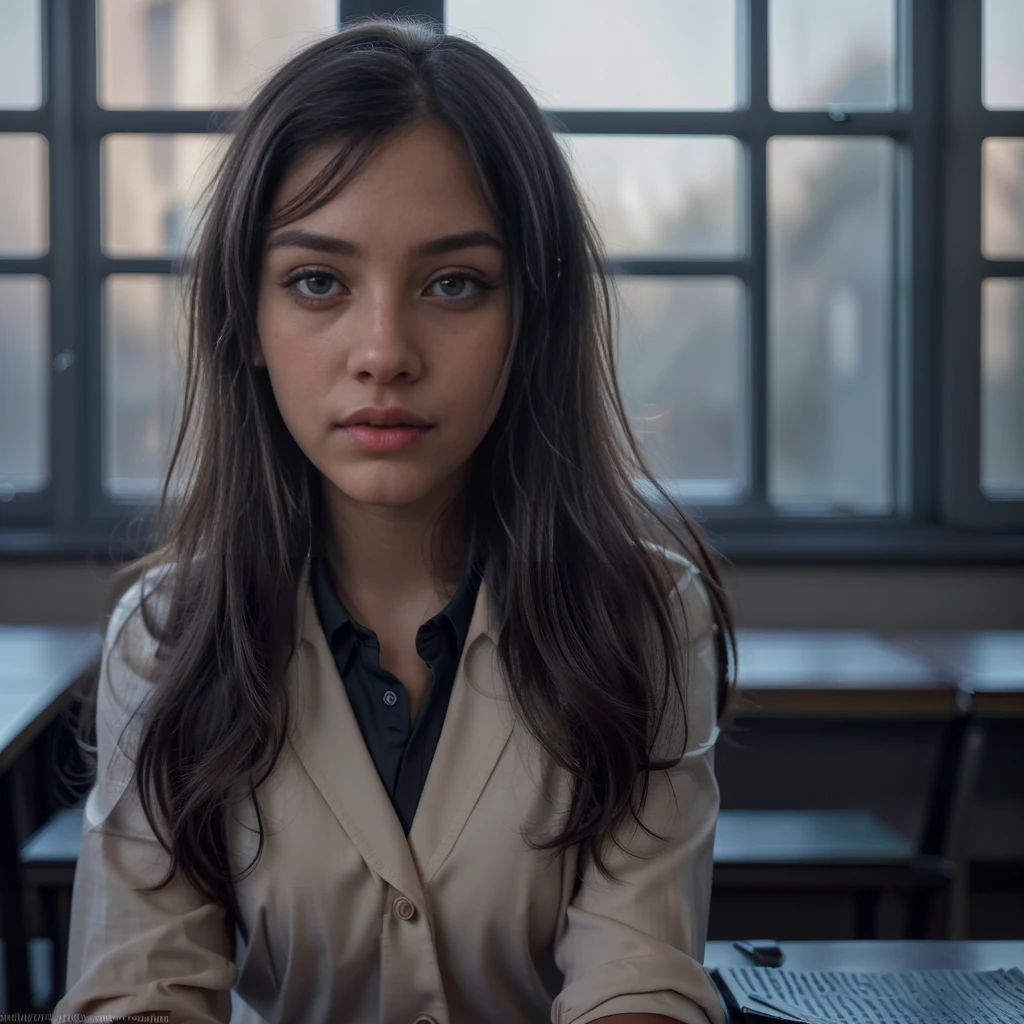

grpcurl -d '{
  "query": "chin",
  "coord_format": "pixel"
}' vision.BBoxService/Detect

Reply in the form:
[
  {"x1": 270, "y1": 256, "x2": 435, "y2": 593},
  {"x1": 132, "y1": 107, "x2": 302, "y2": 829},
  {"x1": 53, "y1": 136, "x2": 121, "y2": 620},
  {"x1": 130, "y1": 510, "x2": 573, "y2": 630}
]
[{"x1": 326, "y1": 469, "x2": 440, "y2": 508}]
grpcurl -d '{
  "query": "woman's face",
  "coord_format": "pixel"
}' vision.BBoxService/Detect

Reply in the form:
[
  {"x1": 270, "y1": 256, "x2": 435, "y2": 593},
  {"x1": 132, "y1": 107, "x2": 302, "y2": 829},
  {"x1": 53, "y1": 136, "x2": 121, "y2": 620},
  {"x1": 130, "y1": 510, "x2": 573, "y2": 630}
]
[{"x1": 255, "y1": 120, "x2": 511, "y2": 520}]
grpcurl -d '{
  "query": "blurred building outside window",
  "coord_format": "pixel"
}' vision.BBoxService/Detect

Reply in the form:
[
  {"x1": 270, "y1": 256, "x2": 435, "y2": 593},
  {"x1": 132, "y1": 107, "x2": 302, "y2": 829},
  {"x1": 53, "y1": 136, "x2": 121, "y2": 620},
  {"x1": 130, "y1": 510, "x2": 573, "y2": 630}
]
[{"x1": 0, "y1": 0, "x2": 1022, "y2": 539}]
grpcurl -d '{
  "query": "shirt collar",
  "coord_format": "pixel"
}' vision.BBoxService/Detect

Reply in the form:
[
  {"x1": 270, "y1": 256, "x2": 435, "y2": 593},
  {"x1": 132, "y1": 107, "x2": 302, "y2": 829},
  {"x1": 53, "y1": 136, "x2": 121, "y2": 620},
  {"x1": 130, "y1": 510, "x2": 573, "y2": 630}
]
[{"x1": 310, "y1": 549, "x2": 486, "y2": 659}]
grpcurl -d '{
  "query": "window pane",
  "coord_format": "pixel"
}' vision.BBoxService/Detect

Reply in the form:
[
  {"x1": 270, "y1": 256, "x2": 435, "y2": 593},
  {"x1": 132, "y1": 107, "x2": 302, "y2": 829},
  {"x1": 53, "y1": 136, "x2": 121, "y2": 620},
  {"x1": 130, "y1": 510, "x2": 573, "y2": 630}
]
[
  {"x1": 982, "y1": 138, "x2": 1024, "y2": 259},
  {"x1": 0, "y1": 276, "x2": 48, "y2": 495},
  {"x1": 103, "y1": 134, "x2": 227, "y2": 256},
  {"x1": 103, "y1": 276, "x2": 185, "y2": 498},
  {"x1": 0, "y1": 135, "x2": 48, "y2": 255},
  {"x1": 770, "y1": 0, "x2": 897, "y2": 111},
  {"x1": 982, "y1": 279, "x2": 1024, "y2": 498},
  {"x1": 0, "y1": 0, "x2": 42, "y2": 109},
  {"x1": 768, "y1": 137, "x2": 895, "y2": 513},
  {"x1": 615, "y1": 277, "x2": 745, "y2": 497},
  {"x1": 98, "y1": 0, "x2": 337, "y2": 108},
  {"x1": 559, "y1": 136, "x2": 741, "y2": 258},
  {"x1": 984, "y1": 0, "x2": 1024, "y2": 109},
  {"x1": 446, "y1": 0, "x2": 739, "y2": 110}
]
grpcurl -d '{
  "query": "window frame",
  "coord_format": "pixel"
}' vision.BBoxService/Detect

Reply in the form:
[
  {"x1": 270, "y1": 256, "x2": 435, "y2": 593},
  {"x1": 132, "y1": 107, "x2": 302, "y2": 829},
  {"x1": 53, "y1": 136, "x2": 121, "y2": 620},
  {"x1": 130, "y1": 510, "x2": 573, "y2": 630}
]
[
  {"x1": 0, "y1": 0, "x2": 69, "y2": 532},
  {"x1": 0, "y1": 0, "x2": 1023, "y2": 564},
  {"x1": 942, "y1": 0, "x2": 1024, "y2": 528},
  {"x1": 545, "y1": 0, "x2": 921, "y2": 527}
]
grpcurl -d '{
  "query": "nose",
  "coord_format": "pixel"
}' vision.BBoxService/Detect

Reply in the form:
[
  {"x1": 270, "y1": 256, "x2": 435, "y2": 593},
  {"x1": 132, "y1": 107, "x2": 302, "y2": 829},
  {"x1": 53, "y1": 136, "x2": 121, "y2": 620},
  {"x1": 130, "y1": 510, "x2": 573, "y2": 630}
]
[{"x1": 344, "y1": 279, "x2": 424, "y2": 384}]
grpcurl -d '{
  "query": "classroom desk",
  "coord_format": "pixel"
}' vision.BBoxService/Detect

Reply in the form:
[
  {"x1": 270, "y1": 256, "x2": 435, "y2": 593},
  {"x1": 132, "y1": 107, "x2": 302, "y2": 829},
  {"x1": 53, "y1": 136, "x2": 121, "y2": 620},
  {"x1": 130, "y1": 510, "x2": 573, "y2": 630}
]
[
  {"x1": 704, "y1": 938, "x2": 1024, "y2": 972},
  {"x1": 730, "y1": 630, "x2": 957, "y2": 718},
  {"x1": 0, "y1": 626, "x2": 102, "y2": 1014},
  {"x1": 890, "y1": 632, "x2": 1024, "y2": 717}
]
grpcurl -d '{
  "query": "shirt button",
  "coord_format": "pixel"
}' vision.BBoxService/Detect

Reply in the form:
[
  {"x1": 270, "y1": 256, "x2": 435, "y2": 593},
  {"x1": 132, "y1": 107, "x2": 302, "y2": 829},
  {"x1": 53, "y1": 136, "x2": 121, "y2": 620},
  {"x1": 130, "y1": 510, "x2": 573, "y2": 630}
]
[
  {"x1": 383, "y1": 690, "x2": 398, "y2": 706},
  {"x1": 392, "y1": 896, "x2": 416, "y2": 921}
]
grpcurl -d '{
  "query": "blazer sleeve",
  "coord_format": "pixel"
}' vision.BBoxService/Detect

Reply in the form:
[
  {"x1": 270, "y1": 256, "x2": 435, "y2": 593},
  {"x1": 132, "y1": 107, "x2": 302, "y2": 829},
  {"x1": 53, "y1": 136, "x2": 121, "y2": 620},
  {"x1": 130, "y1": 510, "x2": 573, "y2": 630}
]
[
  {"x1": 550, "y1": 559, "x2": 727, "y2": 1024},
  {"x1": 55, "y1": 574, "x2": 238, "y2": 1022}
]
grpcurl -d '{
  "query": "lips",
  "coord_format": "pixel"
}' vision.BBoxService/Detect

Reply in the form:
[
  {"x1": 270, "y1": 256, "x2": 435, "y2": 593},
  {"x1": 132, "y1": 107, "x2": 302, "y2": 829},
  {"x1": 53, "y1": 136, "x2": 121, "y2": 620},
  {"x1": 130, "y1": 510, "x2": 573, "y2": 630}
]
[
  {"x1": 341, "y1": 423, "x2": 431, "y2": 453},
  {"x1": 339, "y1": 406, "x2": 432, "y2": 428}
]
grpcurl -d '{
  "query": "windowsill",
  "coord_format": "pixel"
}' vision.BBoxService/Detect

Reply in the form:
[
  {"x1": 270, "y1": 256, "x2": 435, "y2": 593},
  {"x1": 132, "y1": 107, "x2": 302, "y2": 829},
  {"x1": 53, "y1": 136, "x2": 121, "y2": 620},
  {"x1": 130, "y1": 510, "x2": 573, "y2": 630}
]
[
  {"x1": 1, "y1": 523, "x2": 1023, "y2": 566},
  {"x1": 703, "y1": 525, "x2": 1024, "y2": 566}
]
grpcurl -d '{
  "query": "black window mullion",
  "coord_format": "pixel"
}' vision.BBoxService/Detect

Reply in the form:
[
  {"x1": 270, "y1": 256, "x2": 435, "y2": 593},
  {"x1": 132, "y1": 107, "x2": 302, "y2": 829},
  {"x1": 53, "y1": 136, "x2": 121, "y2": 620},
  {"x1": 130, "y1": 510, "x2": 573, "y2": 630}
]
[
  {"x1": 901, "y1": 0, "x2": 941, "y2": 522},
  {"x1": 99, "y1": 257, "x2": 182, "y2": 277},
  {"x1": 0, "y1": 258, "x2": 47, "y2": 275},
  {"x1": 983, "y1": 111, "x2": 1024, "y2": 135},
  {"x1": 85, "y1": 108, "x2": 240, "y2": 135},
  {"x1": 984, "y1": 259, "x2": 1024, "y2": 278},
  {"x1": 0, "y1": 111, "x2": 47, "y2": 132},
  {"x1": 348, "y1": 0, "x2": 442, "y2": 24},
  {"x1": 547, "y1": 110, "x2": 753, "y2": 136},
  {"x1": 47, "y1": 0, "x2": 82, "y2": 532},
  {"x1": 889, "y1": 0, "x2": 923, "y2": 520},
  {"x1": 942, "y1": 0, "x2": 985, "y2": 527},
  {"x1": 605, "y1": 259, "x2": 749, "y2": 280},
  {"x1": 539, "y1": 115, "x2": 909, "y2": 145},
  {"x1": 78, "y1": 0, "x2": 113, "y2": 529},
  {"x1": 746, "y1": 0, "x2": 770, "y2": 512}
]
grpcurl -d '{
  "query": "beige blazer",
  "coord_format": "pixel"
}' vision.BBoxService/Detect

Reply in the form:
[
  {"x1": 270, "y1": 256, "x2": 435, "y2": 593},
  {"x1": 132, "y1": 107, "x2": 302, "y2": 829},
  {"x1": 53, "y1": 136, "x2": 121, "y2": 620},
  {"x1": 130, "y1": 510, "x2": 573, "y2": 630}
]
[{"x1": 56, "y1": 544, "x2": 726, "y2": 1024}]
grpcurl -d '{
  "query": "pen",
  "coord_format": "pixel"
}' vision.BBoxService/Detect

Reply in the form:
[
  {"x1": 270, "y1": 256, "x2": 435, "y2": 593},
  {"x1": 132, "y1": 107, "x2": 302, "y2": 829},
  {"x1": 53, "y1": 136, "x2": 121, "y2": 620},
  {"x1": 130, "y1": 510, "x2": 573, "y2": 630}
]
[{"x1": 734, "y1": 940, "x2": 786, "y2": 968}]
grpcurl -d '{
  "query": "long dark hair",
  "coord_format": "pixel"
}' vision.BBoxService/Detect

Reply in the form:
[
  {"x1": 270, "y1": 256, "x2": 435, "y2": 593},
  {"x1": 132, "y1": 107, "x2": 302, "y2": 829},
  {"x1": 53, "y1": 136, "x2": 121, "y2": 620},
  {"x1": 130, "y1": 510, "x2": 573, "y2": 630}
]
[{"x1": 84, "y1": 15, "x2": 735, "y2": 929}]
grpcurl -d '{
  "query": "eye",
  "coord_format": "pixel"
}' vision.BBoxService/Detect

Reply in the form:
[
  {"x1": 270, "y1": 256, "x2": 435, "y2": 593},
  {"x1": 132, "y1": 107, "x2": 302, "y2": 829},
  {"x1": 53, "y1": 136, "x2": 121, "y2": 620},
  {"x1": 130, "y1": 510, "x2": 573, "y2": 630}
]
[
  {"x1": 284, "y1": 269, "x2": 343, "y2": 303},
  {"x1": 427, "y1": 273, "x2": 495, "y2": 301}
]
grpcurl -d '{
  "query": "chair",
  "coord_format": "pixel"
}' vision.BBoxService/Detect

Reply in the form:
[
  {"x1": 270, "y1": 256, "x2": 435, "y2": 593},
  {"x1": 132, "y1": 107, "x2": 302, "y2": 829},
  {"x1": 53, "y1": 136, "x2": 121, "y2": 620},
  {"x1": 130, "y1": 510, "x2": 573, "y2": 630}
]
[
  {"x1": 18, "y1": 805, "x2": 83, "y2": 1008},
  {"x1": 713, "y1": 709, "x2": 987, "y2": 939}
]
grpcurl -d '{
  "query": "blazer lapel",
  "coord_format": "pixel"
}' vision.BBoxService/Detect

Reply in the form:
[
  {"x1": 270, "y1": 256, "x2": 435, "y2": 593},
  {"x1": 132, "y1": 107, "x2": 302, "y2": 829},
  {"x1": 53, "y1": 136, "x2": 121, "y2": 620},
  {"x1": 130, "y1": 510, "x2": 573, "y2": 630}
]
[
  {"x1": 408, "y1": 570, "x2": 515, "y2": 883},
  {"x1": 286, "y1": 557, "x2": 515, "y2": 898},
  {"x1": 288, "y1": 558, "x2": 424, "y2": 903}
]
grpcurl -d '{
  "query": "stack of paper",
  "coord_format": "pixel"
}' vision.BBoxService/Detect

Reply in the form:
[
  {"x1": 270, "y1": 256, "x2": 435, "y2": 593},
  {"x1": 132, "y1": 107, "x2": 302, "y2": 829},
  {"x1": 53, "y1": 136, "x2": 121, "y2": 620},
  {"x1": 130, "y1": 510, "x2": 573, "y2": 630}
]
[{"x1": 715, "y1": 965, "x2": 1024, "y2": 1023}]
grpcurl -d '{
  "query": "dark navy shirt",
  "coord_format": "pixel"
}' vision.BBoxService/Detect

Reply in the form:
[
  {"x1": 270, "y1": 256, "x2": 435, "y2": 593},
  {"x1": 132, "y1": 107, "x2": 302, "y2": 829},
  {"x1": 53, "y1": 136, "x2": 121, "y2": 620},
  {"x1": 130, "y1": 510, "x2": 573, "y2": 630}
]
[{"x1": 310, "y1": 553, "x2": 484, "y2": 835}]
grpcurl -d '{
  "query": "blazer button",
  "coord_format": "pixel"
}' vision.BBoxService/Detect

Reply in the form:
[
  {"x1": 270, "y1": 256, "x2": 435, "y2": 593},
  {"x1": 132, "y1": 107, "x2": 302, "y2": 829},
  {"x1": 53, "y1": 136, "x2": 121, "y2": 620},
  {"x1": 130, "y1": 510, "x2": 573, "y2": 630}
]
[{"x1": 392, "y1": 896, "x2": 416, "y2": 921}]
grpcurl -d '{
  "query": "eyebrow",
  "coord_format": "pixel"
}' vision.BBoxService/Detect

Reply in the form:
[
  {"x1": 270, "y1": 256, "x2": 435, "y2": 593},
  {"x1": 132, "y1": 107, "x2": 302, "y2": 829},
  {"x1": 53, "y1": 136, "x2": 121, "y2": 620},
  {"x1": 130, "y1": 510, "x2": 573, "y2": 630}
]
[{"x1": 266, "y1": 228, "x2": 504, "y2": 259}]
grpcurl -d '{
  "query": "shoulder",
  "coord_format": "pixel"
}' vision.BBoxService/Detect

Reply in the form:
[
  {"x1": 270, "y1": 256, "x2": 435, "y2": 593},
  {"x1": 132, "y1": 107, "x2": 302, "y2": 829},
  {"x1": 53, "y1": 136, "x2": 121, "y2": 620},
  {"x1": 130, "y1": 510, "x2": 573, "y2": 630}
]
[
  {"x1": 638, "y1": 540, "x2": 720, "y2": 760},
  {"x1": 91, "y1": 563, "x2": 178, "y2": 816},
  {"x1": 638, "y1": 539, "x2": 715, "y2": 639},
  {"x1": 103, "y1": 563, "x2": 177, "y2": 691}
]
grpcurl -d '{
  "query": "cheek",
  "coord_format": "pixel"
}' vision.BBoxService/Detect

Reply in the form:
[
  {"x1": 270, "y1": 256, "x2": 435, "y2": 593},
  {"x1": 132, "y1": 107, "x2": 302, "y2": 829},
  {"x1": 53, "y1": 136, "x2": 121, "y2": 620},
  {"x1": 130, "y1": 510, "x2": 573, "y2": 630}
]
[
  {"x1": 448, "y1": 340, "x2": 508, "y2": 436},
  {"x1": 479, "y1": 330, "x2": 512, "y2": 427},
  {"x1": 256, "y1": 301, "x2": 330, "y2": 412},
  {"x1": 456, "y1": 304, "x2": 511, "y2": 423}
]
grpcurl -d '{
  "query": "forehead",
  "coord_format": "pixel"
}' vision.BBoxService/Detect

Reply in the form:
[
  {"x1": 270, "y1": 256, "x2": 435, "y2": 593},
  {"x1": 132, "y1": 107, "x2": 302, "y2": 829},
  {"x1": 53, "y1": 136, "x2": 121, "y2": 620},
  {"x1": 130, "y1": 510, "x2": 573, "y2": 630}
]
[{"x1": 268, "y1": 121, "x2": 497, "y2": 229}]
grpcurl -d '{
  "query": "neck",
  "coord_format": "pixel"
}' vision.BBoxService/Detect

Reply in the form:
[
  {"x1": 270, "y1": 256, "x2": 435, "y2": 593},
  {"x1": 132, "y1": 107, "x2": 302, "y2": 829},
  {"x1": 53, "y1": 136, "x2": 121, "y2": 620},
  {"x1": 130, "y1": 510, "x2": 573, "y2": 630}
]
[{"x1": 318, "y1": 479, "x2": 469, "y2": 616}]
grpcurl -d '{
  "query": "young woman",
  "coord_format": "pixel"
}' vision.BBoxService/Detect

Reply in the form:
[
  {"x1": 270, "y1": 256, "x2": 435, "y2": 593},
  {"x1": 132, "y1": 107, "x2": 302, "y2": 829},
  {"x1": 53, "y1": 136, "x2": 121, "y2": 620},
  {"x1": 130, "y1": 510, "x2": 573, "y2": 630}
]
[{"x1": 57, "y1": 16, "x2": 735, "y2": 1024}]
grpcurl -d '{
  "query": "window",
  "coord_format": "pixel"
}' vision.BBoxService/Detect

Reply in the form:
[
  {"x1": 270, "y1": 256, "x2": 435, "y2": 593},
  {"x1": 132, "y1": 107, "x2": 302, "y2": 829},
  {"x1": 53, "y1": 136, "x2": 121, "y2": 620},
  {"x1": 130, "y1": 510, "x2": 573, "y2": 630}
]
[
  {"x1": 942, "y1": 0, "x2": 1024, "y2": 526},
  {"x1": 96, "y1": 1, "x2": 337, "y2": 505},
  {"x1": 0, "y1": 0, "x2": 1022, "y2": 560}
]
